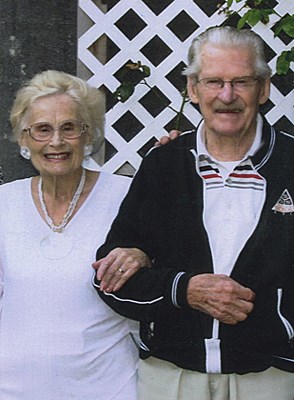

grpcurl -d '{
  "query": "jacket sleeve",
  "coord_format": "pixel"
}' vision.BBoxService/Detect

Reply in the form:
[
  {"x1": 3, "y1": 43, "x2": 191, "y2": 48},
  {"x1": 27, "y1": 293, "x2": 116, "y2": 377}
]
[{"x1": 94, "y1": 148, "x2": 192, "y2": 321}]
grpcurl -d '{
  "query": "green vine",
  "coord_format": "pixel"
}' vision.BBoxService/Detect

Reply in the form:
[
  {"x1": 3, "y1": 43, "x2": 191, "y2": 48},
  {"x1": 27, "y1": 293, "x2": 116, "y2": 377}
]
[
  {"x1": 114, "y1": 61, "x2": 189, "y2": 130},
  {"x1": 219, "y1": 0, "x2": 294, "y2": 74}
]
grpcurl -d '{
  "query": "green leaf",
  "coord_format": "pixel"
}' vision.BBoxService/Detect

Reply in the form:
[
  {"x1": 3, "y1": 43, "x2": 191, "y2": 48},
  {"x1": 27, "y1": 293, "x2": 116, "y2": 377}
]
[
  {"x1": 274, "y1": 15, "x2": 294, "y2": 38},
  {"x1": 276, "y1": 49, "x2": 294, "y2": 75},
  {"x1": 237, "y1": 14, "x2": 248, "y2": 30},
  {"x1": 237, "y1": 9, "x2": 265, "y2": 30},
  {"x1": 237, "y1": 8, "x2": 274, "y2": 28},
  {"x1": 113, "y1": 82, "x2": 135, "y2": 102},
  {"x1": 141, "y1": 65, "x2": 151, "y2": 77},
  {"x1": 281, "y1": 17, "x2": 294, "y2": 38},
  {"x1": 246, "y1": 9, "x2": 262, "y2": 26},
  {"x1": 259, "y1": 9, "x2": 274, "y2": 24},
  {"x1": 227, "y1": 0, "x2": 234, "y2": 7}
]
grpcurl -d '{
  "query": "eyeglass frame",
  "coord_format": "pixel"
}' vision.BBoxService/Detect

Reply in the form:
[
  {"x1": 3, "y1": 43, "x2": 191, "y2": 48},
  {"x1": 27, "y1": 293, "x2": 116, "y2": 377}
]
[
  {"x1": 23, "y1": 120, "x2": 89, "y2": 142},
  {"x1": 195, "y1": 76, "x2": 261, "y2": 90}
]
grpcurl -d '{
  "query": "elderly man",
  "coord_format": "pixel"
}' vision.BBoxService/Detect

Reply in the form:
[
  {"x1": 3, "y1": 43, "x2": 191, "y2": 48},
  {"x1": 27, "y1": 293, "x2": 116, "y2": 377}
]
[{"x1": 94, "y1": 26, "x2": 294, "y2": 400}]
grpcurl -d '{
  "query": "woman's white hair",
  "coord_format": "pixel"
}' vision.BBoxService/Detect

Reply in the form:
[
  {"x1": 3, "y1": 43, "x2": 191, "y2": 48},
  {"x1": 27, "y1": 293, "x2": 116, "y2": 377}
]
[
  {"x1": 183, "y1": 26, "x2": 271, "y2": 82},
  {"x1": 10, "y1": 70, "x2": 105, "y2": 152}
]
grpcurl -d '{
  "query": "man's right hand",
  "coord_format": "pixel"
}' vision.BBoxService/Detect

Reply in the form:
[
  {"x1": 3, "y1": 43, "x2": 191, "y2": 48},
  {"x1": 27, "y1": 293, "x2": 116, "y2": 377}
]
[{"x1": 187, "y1": 274, "x2": 255, "y2": 325}]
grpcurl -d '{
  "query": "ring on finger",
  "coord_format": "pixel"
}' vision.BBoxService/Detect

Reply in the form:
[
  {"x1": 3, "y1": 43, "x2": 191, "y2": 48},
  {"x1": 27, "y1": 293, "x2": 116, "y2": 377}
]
[{"x1": 118, "y1": 267, "x2": 124, "y2": 274}]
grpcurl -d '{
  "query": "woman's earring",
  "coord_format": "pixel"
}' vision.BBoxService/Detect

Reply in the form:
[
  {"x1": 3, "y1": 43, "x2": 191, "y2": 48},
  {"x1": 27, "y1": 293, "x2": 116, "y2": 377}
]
[
  {"x1": 20, "y1": 146, "x2": 31, "y2": 160},
  {"x1": 83, "y1": 143, "x2": 93, "y2": 157},
  {"x1": 83, "y1": 143, "x2": 93, "y2": 168}
]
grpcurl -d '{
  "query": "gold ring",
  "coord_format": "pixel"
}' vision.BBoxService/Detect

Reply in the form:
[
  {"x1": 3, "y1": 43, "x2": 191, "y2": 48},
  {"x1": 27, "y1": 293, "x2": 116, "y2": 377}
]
[{"x1": 118, "y1": 267, "x2": 124, "y2": 273}]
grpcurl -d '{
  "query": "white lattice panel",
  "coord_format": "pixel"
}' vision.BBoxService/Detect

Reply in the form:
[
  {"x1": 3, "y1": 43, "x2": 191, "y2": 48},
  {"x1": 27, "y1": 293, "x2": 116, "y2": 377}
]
[{"x1": 78, "y1": 0, "x2": 294, "y2": 174}]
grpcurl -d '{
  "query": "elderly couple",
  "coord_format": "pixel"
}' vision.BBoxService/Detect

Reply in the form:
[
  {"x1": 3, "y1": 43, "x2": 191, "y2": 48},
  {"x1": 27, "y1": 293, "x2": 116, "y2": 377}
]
[{"x1": 0, "y1": 26, "x2": 293, "y2": 400}]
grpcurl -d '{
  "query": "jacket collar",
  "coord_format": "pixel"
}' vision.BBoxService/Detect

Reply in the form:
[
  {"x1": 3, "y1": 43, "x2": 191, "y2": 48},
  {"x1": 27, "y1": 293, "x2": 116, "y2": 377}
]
[{"x1": 191, "y1": 115, "x2": 276, "y2": 171}]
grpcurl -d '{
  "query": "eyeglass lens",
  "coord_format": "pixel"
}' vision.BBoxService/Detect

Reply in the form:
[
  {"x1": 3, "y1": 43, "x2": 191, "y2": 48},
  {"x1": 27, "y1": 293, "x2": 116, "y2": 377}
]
[
  {"x1": 199, "y1": 76, "x2": 257, "y2": 89},
  {"x1": 29, "y1": 121, "x2": 84, "y2": 141}
]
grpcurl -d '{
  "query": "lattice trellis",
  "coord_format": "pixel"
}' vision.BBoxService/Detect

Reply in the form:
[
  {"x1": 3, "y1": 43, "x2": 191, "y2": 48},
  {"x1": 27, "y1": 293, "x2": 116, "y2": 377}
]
[{"x1": 78, "y1": 0, "x2": 294, "y2": 175}]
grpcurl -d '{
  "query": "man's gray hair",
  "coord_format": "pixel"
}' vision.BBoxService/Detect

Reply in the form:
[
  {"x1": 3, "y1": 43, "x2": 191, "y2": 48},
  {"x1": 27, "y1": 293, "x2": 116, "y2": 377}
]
[{"x1": 183, "y1": 26, "x2": 271, "y2": 81}]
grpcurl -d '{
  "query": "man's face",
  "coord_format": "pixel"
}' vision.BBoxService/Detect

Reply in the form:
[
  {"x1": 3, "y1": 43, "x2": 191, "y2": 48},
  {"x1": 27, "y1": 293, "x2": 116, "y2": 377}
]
[{"x1": 187, "y1": 44, "x2": 270, "y2": 140}]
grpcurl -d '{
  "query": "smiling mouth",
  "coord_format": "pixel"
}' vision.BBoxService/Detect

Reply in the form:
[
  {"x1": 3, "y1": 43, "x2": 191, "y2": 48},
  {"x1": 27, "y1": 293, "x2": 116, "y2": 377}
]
[
  {"x1": 45, "y1": 153, "x2": 70, "y2": 160},
  {"x1": 216, "y1": 108, "x2": 242, "y2": 113}
]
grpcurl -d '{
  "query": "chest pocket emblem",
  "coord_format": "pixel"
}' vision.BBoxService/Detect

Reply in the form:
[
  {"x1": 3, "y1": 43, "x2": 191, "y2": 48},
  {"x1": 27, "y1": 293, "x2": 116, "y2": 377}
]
[{"x1": 272, "y1": 189, "x2": 294, "y2": 215}]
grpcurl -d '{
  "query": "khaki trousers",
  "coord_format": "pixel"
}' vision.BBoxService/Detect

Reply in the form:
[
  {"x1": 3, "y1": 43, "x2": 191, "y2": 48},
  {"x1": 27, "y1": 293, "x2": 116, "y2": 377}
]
[{"x1": 138, "y1": 357, "x2": 294, "y2": 400}]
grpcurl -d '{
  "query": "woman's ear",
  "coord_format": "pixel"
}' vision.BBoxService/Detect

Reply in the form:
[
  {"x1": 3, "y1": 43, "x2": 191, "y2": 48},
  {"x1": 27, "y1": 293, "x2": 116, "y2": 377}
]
[
  {"x1": 187, "y1": 76, "x2": 200, "y2": 104},
  {"x1": 83, "y1": 127, "x2": 94, "y2": 157},
  {"x1": 84, "y1": 125, "x2": 93, "y2": 145},
  {"x1": 18, "y1": 130, "x2": 27, "y2": 147}
]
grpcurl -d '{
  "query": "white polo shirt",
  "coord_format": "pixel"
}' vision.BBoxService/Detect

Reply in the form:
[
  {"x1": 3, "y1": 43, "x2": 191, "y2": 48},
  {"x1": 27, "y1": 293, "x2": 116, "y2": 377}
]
[{"x1": 195, "y1": 114, "x2": 266, "y2": 276}]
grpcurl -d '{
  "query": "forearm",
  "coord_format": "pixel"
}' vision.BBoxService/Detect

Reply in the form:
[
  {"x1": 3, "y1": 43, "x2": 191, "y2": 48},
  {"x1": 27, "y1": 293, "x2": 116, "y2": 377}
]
[
  {"x1": 94, "y1": 149, "x2": 194, "y2": 319},
  {"x1": 93, "y1": 266, "x2": 192, "y2": 321}
]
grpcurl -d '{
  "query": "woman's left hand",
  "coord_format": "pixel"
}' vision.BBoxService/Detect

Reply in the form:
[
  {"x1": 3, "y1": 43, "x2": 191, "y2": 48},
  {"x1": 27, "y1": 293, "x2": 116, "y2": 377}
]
[{"x1": 92, "y1": 247, "x2": 151, "y2": 292}]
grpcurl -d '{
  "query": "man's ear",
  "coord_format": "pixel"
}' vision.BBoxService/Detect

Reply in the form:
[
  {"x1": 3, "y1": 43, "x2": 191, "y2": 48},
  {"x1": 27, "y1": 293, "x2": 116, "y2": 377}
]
[
  {"x1": 259, "y1": 78, "x2": 271, "y2": 105},
  {"x1": 187, "y1": 76, "x2": 200, "y2": 104}
]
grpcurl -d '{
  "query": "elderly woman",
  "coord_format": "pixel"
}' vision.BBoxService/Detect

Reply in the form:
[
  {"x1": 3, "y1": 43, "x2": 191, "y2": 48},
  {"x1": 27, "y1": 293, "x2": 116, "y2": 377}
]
[{"x1": 0, "y1": 70, "x2": 150, "y2": 399}]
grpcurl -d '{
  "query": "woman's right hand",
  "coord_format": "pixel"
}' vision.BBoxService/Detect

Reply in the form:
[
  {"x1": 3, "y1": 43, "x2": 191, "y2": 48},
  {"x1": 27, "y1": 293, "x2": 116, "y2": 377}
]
[
  {"x1": 92, "y1": 248, "x2": 151, "y2": 292},
  {"x1": 154, "y1": 130, "x2": 182, "y2": 146}
]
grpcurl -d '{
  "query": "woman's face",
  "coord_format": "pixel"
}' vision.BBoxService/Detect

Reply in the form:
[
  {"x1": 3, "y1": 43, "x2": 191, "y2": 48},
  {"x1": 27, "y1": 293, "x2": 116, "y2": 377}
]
[{"x1": 20, "y1": 94, "x2": 89, "y2": 178}]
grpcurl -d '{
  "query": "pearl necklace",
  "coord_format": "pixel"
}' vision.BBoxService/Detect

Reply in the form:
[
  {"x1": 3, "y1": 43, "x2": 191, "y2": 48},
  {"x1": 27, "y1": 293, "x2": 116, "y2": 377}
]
[{"x1": 38, "y1": 168, "x2": 86, "y2": 233}]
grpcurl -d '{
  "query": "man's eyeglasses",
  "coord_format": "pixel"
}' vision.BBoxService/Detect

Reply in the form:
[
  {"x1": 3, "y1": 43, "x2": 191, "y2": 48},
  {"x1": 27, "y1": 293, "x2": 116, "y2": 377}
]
[
  {"x1": 23, "y1": 120, "x2": 88, "y2": 142},
  {"x1": 196, "y1": 76, "x2": 259, "y2": 90}
]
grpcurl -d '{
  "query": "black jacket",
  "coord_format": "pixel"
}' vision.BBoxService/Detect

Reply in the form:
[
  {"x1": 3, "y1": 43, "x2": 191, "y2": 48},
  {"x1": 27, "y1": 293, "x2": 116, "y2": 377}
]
[{"x1": 94, "y1": 120, "x2": 294, "y2": 374}]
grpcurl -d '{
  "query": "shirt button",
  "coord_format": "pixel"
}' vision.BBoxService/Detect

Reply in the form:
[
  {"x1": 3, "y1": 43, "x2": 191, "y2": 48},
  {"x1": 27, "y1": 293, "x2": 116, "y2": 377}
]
[{"x1": 226, "y1": 178, "x2": 232, "y2": 184}]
